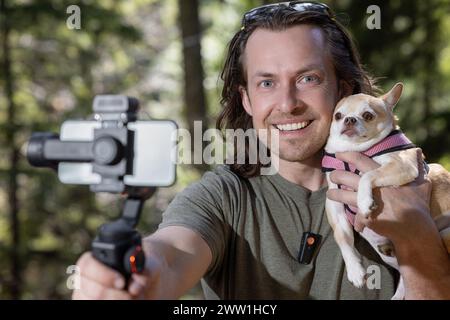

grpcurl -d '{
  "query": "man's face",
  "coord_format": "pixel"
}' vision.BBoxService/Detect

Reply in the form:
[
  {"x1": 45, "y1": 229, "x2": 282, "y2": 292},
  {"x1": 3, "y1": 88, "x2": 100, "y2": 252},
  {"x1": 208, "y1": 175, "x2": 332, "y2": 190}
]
[{"x1": 240, "y1": 25, "x2": 342, "y2": 162}]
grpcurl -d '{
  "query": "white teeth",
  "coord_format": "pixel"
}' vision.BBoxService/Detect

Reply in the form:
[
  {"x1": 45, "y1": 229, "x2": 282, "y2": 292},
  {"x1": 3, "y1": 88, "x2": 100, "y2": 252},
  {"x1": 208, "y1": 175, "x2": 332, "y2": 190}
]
[{"x1": 275, "y1": 121, "x2": 310, "y2": 131}]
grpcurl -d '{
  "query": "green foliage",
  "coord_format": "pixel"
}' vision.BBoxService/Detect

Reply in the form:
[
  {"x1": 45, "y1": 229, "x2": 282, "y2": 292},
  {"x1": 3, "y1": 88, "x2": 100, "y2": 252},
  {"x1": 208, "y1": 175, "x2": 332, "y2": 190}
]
[{"x1": 0, "y1": 0, "x2": 175, "y2": 299}]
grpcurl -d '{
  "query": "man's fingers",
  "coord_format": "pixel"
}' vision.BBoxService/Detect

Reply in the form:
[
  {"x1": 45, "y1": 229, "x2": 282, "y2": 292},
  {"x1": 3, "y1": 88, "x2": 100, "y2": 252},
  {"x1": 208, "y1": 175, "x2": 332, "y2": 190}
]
[
  {"x1": 127, "y1": 273, "x2": 151, "y2": 297},
  {"x1": 131, "y1": 273, "x2": 149, "y2": 287},
  {"x1": 335, "y1": 152, "x2": 380, "y2": 174},
  {"x1": 128, "y1": 281, "x2": 145, "y2": 297},
  {"x1": 414, "y1": 148, "x2": 429, "y2": 184},
  {"x1": 329, "y1": 170, "x2": 360, "y2": 190},
  {"x1": 128, "y1": 275, "x2": 147, "y2": 297},
  {"x1": 72, "y1": 289, "x2": 91, "y2": 300},
  {"x1": 77, "y1": 252, "x2": 125, "y2": 289},
  {"x1": 77, "y1": 275, "x2": 131, "y2": 300},
  {"x1": 435, "y1": 211, "x2": 450, "y2": 232},
  {"x1": 326, "y1": 189, "x2": 357, "y2": 207},
  {"x1": 354, "y1": 212, "x2": 368, "y2": 232}
]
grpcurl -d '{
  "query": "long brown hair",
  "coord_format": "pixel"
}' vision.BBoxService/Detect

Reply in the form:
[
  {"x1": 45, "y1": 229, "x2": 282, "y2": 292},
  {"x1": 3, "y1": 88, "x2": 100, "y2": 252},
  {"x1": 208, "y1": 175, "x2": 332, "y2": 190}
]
[{"x1": 216, "y1": 7, "x2": 377, "y2": 178}]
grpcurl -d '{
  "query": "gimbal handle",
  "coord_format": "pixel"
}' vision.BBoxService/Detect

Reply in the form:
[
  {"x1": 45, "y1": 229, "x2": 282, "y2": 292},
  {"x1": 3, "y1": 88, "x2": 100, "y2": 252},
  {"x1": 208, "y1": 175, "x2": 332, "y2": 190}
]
[{"x1": 91, "y1": 187, "x2": 156, "y2": 282}]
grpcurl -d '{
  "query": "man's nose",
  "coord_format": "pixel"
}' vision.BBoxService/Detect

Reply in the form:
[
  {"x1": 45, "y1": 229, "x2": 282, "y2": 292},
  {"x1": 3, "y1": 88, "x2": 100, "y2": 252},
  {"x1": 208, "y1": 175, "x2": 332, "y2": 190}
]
[
  {"x1": 344, "y1": 116, "x2": 357, "y2": 126},
  {"x1": 278, "y1": 84, "x2": 303, "y2": 113}
]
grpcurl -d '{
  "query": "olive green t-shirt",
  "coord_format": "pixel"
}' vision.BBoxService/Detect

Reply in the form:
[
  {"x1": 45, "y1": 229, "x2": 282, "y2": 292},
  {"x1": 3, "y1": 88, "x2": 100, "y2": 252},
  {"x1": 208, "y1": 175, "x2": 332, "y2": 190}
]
[{"x1": 159, "y1": 165, "x2": 397, "y2": 299}]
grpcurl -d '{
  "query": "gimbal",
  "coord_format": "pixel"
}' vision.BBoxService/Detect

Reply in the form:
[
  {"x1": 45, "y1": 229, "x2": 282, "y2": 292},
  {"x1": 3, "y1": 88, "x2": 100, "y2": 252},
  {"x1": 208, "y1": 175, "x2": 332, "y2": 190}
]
[{"x1": 27, "y1": 96, "x2": 170, "y2": 281}]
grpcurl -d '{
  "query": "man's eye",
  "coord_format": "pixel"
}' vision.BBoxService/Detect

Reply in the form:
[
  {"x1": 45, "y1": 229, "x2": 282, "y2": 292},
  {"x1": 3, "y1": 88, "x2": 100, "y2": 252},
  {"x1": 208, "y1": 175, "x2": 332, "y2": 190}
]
[
  {"x1": 259, "y1": 80, "x2": 273, "y2": 88},
  {"x1": 299, "y1": 75, "x2": 319, "y2": 84}
]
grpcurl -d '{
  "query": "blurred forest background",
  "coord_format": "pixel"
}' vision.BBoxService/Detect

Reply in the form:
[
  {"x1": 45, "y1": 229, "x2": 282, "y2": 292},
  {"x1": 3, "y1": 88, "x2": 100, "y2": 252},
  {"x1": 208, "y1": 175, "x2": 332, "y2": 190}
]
[{"x1": 0, "y1": 0, "x2": 449, "y2": 299}]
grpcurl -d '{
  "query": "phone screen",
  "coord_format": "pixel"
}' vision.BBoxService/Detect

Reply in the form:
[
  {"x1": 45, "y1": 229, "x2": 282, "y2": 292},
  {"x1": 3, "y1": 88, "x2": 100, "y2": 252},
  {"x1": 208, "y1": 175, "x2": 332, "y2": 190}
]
[{"x1": 57, "y1": 120, "x2": 177, "y2": 187}]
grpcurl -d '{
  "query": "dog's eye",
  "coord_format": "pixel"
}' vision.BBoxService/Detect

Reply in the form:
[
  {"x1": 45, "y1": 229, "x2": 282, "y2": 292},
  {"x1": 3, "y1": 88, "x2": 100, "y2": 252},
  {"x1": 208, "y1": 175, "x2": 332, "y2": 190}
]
[
  {"x1": 334, "y1": 112, "x2": 342, "y2": 120},
  {"x1": 362, "y1": 112, "x2": 374, "y2": 121}
]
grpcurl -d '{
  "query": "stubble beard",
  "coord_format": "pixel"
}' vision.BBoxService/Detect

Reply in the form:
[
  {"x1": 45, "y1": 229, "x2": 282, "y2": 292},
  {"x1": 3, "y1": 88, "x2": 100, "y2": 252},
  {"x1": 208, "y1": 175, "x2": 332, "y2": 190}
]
[{"x1": 273, "y1": 129, "x2": 328, "y2": 163}]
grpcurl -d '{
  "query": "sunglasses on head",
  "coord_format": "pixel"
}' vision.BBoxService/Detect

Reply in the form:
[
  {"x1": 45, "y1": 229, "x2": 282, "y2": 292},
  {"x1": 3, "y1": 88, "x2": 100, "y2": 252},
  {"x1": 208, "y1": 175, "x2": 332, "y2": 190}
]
[{"x1": 242, "y1": 1, "x2": 332, "y2": 30}]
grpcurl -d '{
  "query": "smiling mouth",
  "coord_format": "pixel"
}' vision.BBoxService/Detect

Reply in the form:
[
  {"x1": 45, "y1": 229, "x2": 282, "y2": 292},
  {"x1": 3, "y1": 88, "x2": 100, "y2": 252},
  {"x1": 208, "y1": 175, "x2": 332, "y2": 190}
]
[{"x1": 273, "y1": 120, "x2": 312, "y2": 132}]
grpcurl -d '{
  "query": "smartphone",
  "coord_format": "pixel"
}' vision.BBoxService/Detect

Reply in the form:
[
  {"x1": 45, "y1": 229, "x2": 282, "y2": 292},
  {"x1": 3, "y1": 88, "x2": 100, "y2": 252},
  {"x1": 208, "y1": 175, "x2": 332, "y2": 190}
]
[{"x1": 57, "y1": 120, "x2": 177, "y2": 187}]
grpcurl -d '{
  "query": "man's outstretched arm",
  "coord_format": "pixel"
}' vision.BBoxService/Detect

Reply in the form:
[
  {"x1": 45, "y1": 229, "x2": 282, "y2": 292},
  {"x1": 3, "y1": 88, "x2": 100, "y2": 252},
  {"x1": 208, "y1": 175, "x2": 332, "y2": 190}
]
[{"x1": 73, "y1": 225, "x2": 212, "y2": 299}]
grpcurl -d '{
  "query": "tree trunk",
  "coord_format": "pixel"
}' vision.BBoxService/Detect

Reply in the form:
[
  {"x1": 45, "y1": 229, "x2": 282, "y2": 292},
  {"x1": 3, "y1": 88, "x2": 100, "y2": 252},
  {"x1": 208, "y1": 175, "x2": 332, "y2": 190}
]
[
  {"x1": 422, "y1": 0, "x2": 435, "y2": 143},
  {"x1": 1, "y1": 0, "x2": 21, "y2": 299},
  {"x1": 178, "y1": 0, "x2": 208, "y2": 171}
]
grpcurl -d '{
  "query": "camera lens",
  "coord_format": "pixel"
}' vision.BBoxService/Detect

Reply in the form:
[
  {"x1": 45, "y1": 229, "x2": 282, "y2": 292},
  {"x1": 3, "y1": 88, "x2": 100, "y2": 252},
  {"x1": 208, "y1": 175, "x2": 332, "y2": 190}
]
[{"x1": 27, "y1": 132, "x2": 60, "y2": 168}]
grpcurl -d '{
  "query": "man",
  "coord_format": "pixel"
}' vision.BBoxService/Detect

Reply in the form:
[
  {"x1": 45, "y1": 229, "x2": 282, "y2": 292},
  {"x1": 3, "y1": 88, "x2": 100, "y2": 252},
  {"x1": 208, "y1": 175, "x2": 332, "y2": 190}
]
[{"x1": 73, "y1": 2, "x2": 450, "y2": 299}]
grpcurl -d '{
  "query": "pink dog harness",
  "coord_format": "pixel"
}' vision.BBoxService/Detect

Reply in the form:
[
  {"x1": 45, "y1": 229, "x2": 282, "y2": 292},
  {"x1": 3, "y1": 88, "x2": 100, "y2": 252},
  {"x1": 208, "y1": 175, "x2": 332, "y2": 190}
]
[{"x1": 322, "y1": 130, "x2": 416, "y2": 226}]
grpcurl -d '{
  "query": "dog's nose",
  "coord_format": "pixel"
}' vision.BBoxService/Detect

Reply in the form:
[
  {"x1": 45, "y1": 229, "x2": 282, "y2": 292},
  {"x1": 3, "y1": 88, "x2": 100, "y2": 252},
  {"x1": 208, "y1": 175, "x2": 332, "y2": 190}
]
[{"x1": 344, "y1": 117, "x2": 357, "y2": 126}]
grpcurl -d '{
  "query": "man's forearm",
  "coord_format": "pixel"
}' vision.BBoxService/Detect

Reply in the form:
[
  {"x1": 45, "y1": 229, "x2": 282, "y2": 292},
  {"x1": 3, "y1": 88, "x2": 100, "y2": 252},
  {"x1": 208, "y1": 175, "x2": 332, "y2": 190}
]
[
  {"x1": 394, "y1": 232, "x2": 450, "y2": 299},
  {"x1": 139, "y1": 239, "x2": 174, "y2": 299},
  {"x1": 140, "y1": 238, "x2": 194, "y2": 299},
  {"x1": 140, "y1": 229, "x2": 211, "y2": 299}
]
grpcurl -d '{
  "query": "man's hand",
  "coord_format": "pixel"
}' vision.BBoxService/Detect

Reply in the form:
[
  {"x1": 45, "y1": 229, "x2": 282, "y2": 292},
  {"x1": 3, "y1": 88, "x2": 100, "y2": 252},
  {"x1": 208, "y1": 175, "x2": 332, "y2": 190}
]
[
  {"x1": 72, "y1": 251, "x2": 162, "y2": 300},
  {"x1": 326, "y1": 150, "x2": 435, "y2": 244},
  {"x1": 72, "y1": 252, "x2": 131, "y2": 300}
]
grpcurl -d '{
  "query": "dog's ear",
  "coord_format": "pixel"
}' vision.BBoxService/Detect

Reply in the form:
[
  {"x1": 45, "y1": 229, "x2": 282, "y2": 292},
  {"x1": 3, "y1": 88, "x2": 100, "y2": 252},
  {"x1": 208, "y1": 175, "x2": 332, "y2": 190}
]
[
  {"x1": 338, "y1": 80, "x2": 353, "y2": 99},
  {"x1": 380, "y1": 82, "x2": 403, "y2": 109}
]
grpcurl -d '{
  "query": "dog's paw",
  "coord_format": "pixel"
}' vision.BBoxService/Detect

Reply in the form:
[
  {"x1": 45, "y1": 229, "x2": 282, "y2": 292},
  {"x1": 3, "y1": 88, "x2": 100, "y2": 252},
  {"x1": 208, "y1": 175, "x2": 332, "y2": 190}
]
[
  {"x1": 346, "y1": 263, "x2": 366, "y2": 288},
  {"x1": 358, "y1": 195, "x2": 377, "y2": 217}
]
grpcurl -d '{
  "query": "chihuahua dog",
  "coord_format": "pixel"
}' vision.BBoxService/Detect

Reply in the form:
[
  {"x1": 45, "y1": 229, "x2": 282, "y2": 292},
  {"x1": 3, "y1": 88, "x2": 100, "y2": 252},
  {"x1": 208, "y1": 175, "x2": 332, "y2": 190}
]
[{"x1": 322, "y1": 83, "x2": 450, "y2": 299}]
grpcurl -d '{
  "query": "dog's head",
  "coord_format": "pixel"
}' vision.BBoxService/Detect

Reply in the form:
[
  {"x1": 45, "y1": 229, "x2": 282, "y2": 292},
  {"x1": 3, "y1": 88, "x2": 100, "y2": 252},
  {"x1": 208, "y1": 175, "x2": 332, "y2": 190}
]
[{"x1": 326, "y1": 83, "x2": 403, "y2": 152}]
